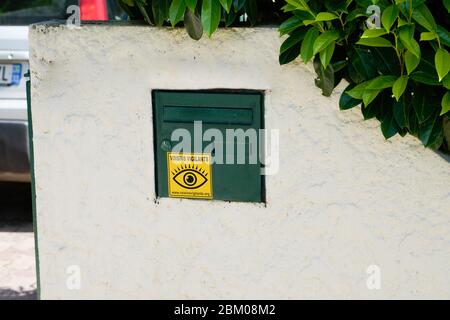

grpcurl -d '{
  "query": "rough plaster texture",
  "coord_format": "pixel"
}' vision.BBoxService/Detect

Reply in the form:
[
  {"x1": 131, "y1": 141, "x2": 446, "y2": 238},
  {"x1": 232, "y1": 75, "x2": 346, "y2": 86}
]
[{"x1": 29, "y1": 24, "x2": 450, "y2": 299}]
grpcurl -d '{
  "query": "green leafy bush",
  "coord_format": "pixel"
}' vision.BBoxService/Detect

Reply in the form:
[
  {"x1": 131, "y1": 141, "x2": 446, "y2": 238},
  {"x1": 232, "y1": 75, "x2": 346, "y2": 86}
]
[
  {"x1": 119, "y1": 0, "x2": 450, "y2": 152},
  {"x1": 279, "y1": 0, "x2": 450, "y2": 151},
  {"x1": 118, "y1": 0, "x2": 286, "y2": 39}
]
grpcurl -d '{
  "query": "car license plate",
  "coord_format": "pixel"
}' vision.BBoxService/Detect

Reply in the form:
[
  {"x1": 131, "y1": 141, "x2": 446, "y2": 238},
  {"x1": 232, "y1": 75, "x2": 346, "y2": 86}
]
[{"x1": 0, "y1": 64, "x2": 22, "y2": 86}]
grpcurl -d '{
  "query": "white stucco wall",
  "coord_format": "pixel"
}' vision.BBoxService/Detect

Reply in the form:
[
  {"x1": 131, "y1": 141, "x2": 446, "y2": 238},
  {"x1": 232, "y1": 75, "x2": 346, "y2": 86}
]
[{"x1": 29, "y1": 24, "x2": 450, "y2": 299}]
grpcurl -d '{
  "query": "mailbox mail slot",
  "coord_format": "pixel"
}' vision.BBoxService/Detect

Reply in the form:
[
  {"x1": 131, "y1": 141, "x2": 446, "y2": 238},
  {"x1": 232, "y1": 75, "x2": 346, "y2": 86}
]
[
  {"x1": 163, "y1": 106, "x2": 254, "y2": 125},
  {"x1": 153, "y1": 90, "x2": 264, "y2": 203}
]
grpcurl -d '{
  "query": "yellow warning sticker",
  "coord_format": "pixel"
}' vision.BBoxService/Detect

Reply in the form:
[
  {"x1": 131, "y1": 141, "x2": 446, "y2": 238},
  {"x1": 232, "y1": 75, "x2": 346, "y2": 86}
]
[{"x1": 167, "y1": 152, "x2": 213, "y2": 199}]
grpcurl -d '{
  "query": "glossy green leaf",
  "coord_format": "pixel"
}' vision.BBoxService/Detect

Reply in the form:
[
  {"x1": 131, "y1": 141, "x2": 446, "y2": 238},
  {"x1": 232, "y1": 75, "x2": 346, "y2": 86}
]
[
  {"x1": 419, "y1": 110, "x2": 443, "y2": 148},
  {"x1": 397, "y1": 0, "x2": 427, "y2": 15},
  {"x1": 362, "y1": 89, "x2": 382, "y2": 106},
  {"x1": 405, "y1": 50, "x2": 421, "y2": 75},
  {"x1": 169, "y1": 0, "x2": 186, "y2": 26},
  {"x1": 233, "y1": 0, "x2": 246, "y2": 12},
  {"x1": 392, "y1": 76, "x2": 408, "y2": 101},
  {"x1": 347, "y1": 81, "x2": 370, "y2": 99},
  {"x1": 381, "y1": 106, "x2": 399, "y2": 139},
  {"x1": 279, "y1": 29, "x2": 307, "y2": 65},
  {"x1": 302, "y1": 20, "x2": 316, "y2": 26},
  {"x1": 185, "y1": 0, "x2": 197, "y2": 11},
  {"x1": 353, "y1": 79, "x2": 389, "y2": 107},
  {"x1": 407, "y1": 102, "x2": 420, "y2": 136},
  {"x1": 441, "y1": 92, "x2": 450, "y2": 115},
  {"x1": 356, "y1": 37, "x2": 392, "y2": 47},
  {"x1": 313, "y1": 30, "x2": 340, "y2": 55},
  {"x1": 320, "y1": 41, "x2": 335, "y2": 68},
  {"x1": 307, "y1": 0, "x2": 322, "y2": 12},
  {"x1": 358, "y1": 0, "x2": 375, "y2": 8},
  {"x1": 152, "y1": 0, "x2": 170, "y2": 26},
  {"x1": 410, "y1": 71, "x2": 441, "y2": 85},
  {"x1": 420, "y1": 31, "x2": 438, "y2": 41},
  {"x1": 339, "y1": 84, "x2": 362, "y2": 110},
  {"x1": 435, "y1": 48, "x2": 450, "y2": 81},
  {"x1": 280, "y1": 29, "x2": 306, "y2": 54},
  {"x1": 201, "y1": 0, "x2": 221, "y2": 37},
  {"x1": 245, "y1": 0, "x2": 258, "y2": 26},
  {"x1": 398, "y1": 25, "x2": 421, "y2": 58},
  {"x1": 393, "y1": 98, "x2": 410, "y2": 129},
  {"x1": 361, "y1": 103, "x2": 378, "y2": 120},
  {"x1": 443, "y1": 74, "x2": 450, "y2": 90},
  {"x1": 224, "y1": 7, "x2": 236, "y2": 26},
  {"x1": 333, "y1": 60, "x2": 347, "y2": 73},
  {"x1": 411, "y1": 4, "x2": 436, "y2": 32},
  {"x1": 279, "y1": 15, "x2": 304, "y2": 36},
  {"x1": 361, "y1": 29, "x2": 388, "y2": 38},
  {"x1": 313, "y1": 57, "x2": 335, "y2": 97},
  {"x1": 412, "y1": 88, "x2": 437, "y2": 123},
  {"x1": 414, "y1": 52, "x2": 440, "y2": 79},
  {"x1": 397, "y1": 18, "x2": 408, "y2": 27},
  {"x1": 371, "y1": 47, "x2": 400, "y2": 75},
  {"x1": 346, "y1": 8, "x2": 367, "y2": 22},
  {"x1": 184, "y1": 9, "x2": 203, "y2": 40},
  {"x1": 219, "y1": 0, "x2": 233, "y2": 13},
  {"x1": 325, "y1": 0, "x2": 349, "y2": 11},
  {"x1": 285, "y1": 0, "x2": 309, "y2": 11},
  {"x1": 347, "y1": 48, "x2": 377, "y2": 82},
  {"x1": 444, "y1": 0, "x2": 450, "y2": 12},
  {"x1": 361, "y1": 91, "x2": 387, "y2": 121},
  {"x1": 315, "y1": 12, "x2": 339, "y2": 22},
  {"x1": 300, "y1": 27, "x2": 319, "y2": 63},
  {"x1": 381, "y1": 4, "x2": 398, "y2": 31},
  {"x1": 436, "y1": 25, "x2": 450, "y2": 47},
  {"x1": 366, "y1": 75, "x2": 397, "y2": 90},
  {"x1": 279, "y1": 44, "x2": 301, "y2": 65},
  {"x1": 281, "y1": 3, "x2": 296, "y2": 12}
]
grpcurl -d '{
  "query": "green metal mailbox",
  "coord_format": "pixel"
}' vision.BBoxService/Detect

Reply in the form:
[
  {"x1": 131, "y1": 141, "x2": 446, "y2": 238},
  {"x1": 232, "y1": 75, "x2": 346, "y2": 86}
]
[{"x1": 153, "y1": 90, "x2": 264, "y2": 203}]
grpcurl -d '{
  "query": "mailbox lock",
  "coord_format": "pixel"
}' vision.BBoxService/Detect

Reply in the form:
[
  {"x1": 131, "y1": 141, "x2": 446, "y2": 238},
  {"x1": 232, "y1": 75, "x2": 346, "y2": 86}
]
[{"x1": 160, "y1": 139, "x2": 172, "y2": 151}]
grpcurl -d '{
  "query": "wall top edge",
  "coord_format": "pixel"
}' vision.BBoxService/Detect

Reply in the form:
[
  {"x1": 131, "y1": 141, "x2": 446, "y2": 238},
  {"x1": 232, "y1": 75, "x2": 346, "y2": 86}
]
[{"x1": 30, "y1": 20, "x2": 279, "y2": 31}]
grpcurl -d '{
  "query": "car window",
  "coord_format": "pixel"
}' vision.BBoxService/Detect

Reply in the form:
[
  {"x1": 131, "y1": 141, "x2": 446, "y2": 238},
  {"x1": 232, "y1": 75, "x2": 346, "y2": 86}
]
[
  {"x1": 0, "y1": 0, "x2": 78, "y2": 26},
  {"x1": 0, "y1": 1, "x2": 126, "y2": 25}
]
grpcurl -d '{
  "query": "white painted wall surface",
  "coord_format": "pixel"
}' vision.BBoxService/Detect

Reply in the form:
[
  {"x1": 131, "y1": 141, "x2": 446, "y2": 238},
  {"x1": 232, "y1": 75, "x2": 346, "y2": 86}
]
[{"x1": 29, "y1": 24, "x2": 450, "y2": 299}]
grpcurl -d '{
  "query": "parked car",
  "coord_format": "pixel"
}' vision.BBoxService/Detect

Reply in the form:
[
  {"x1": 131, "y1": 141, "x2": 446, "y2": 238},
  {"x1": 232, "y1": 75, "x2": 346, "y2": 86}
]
[{"x1": 0, "y1": 0, "x2": 124, "y2": 182}]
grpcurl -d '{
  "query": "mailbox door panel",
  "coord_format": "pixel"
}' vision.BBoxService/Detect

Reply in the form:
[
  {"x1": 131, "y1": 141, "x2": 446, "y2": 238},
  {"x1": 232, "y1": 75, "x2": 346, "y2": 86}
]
[{"x1": 153, "y1": 91, "x2": 264, "y2": 203}]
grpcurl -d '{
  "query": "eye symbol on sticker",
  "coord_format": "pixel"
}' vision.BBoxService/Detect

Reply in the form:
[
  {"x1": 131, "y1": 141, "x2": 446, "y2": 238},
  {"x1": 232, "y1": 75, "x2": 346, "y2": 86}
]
[{"x1": 172, "y1": 167, "x2": 208, "y2": 190}]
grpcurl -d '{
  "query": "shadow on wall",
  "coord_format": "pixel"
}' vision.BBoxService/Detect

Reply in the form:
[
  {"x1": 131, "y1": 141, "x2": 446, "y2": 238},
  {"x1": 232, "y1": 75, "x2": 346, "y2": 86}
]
[
  {"x1": 442, "y1": 117, "x2": 450, "y2": 156},
  {"x1": 437, "y1": 150, "x2": 450, "y2": 163},
  {"x1": 0, "y1": 182, "x2": 32, "y2": 224},
  {"x1": 0, "y1": 287, "x2": 36, "y2": 300}
]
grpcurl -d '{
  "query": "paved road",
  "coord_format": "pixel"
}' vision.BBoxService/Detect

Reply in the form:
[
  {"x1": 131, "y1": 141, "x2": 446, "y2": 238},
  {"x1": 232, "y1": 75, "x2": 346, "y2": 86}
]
[{"x1": 0, "y1": 182, "x2": 37, "y2": 300}]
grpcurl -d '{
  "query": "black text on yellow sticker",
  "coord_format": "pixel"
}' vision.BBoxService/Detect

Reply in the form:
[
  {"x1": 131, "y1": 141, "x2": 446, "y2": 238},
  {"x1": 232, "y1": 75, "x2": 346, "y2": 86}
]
[{"x1": 167, "y1": 153, "x2": 212, "y2": 199}]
